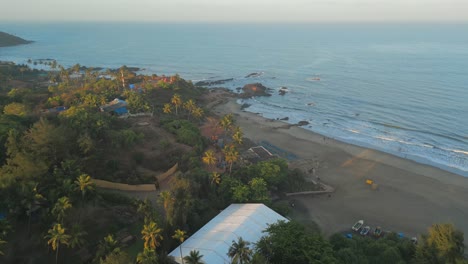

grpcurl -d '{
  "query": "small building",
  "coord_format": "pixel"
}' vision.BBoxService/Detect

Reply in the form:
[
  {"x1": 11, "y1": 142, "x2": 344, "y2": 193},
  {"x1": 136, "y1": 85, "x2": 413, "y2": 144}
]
[
  {"x1": 41, "y1": 106, "x2": 68, "y2": 115},
  {"x1": 168, "y1": 203, "x2": 288, "y2": 264},
  {"x1": 100, "y1": 98, "x2": 128, "y2": 115},
  {"x1": 242, "y1": 146, "x2": 275, "y2": 164}
]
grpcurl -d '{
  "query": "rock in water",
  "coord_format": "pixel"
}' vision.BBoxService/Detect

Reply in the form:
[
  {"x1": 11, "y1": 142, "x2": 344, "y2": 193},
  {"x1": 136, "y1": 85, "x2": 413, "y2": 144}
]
[
  {"x1": 245, "y1": 72, "x2": 262, "y2": 78},
  {"x1": 240, "y1": 83, "x2": 272, "y2": 98},
  {"x1": 195, "y1": 78, "x2": 234, "y2": 86}
]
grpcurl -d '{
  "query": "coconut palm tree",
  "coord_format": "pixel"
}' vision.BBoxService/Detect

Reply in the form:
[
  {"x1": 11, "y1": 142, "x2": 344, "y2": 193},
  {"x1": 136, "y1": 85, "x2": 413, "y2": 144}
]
[
  {"x1": 69, "y1": 224, "x2": 87, "y2": 249},
  {"x1": 141, "y1": 221, "x2": 163, "y2": 250},
  {"x1": 232, "y1": 126, "x2": 243, "y2": 145},
  {"x1": 159, "y1": 191, "x2": 174, "y2": 225},
  {"x1": 52, "y1": 197, "x2": 72, "y2": 224},
  {"x1": 94, "y1": 234, "x2": 119, "y2": 262},
  {"x1": 223, "y1": 144, "x2": 239, "y2": 174},
  {"x1": 183, "y1": 99, "x2": 196, "y2": 119},
  {"x1": 192, "y1": 107, "x2": 204, "y2": 121},
  {"x1": 184, "y1": 250, "x2": 204, "y2": 264},
  {"x1": 173, "y1": 229, "x2": 187, "y2": 264},
  {"x1": 0, "y1": 238, "x2": 6, "y2": 255},
  {"x1": 136, "y1": 248, "x2": 158, "y2": 264},
  {"x1": 228, "y1": 237, "x2": 252, "y2": 264},
  {"x1": 202, "y1": 150, "x2": 217, "y2": 170},
  {"x1": 136, "y1": 199, "x2": 154, "y2": 222},
  {"x1": 211, "y1": 172, "x2": 221, "y2": 186},
  {"x1": 219, "y1": 114, "x2": 234, "y2": 140},
  {"x1": 163, "y1": 103, "x2": 172, "y2": 114},
  {"x1": 45, "y1": 224, "x2": 71, "y2": 264},
  {"x1": 171, "y1": 94, "x2": 182, "y2": 115},
  {"x1": 74, "y1": 174, "x2": 95, "y2": 203}
]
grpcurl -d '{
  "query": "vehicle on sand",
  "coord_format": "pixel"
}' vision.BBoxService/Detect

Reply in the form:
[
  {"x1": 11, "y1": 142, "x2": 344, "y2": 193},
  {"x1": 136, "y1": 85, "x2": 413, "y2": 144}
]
[
  {"x1": 360, "y1": 226, "x2": 371, "y2": 236},
  {"x1": 352, "y1": 220, "x2": 364, "y2": 231}
]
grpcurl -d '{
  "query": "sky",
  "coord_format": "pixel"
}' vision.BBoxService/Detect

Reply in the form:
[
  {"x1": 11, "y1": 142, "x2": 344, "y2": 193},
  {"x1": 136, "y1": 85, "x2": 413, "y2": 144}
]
[{"x1": 1, "y1": 0, "x2": 468, "y2": 23}]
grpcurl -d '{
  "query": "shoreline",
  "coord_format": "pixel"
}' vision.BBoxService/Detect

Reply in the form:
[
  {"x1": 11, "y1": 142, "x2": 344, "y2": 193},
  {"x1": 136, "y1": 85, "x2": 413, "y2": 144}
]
[{"x1": 214, "y1": 96, "x2": 468, "y2": 237}]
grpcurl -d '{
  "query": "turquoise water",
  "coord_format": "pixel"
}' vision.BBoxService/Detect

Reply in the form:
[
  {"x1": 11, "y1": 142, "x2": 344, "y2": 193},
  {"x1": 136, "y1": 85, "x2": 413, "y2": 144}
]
[{"x1": 1, "y1": 22, "x2": 467, "y2": 176}]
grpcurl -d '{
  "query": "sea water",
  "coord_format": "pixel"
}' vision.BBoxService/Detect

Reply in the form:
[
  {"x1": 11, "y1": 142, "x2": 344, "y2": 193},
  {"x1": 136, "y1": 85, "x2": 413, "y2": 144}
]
[{"x1": 1, "y1": 22, "x2": 467, "y2": 176}]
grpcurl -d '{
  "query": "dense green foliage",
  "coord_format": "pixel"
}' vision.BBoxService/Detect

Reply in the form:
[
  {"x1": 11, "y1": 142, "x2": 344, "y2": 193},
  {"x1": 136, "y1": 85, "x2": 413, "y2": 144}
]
[
  {"x1": 0, "y1": 63, "x2": 465, "y2": 264},
  {"x1": 256, "y1": 221, "x2": 337, "y2": 264}
]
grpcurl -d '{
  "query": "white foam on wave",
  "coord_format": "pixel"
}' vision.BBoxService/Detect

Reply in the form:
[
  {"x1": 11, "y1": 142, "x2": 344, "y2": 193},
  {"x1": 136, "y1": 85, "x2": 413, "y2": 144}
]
[{"x1": 241, "y1": 99, "x2": 468, "y2": 177}]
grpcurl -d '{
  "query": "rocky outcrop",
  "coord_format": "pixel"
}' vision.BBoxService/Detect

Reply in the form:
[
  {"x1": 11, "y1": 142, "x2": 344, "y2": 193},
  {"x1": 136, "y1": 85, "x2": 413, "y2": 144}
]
[
  {"x1": 245, "y1": 72, "x2": 262, "y2": 78},
  {"x1": 195, "y1": 78, "x2": 234, "y2": 86},
  {"x1": 279, "y1": 87, "x2": 289, "y2": 96},
  {"x1": 239, "y1": 83, "x2": 272, "y2": 98}
]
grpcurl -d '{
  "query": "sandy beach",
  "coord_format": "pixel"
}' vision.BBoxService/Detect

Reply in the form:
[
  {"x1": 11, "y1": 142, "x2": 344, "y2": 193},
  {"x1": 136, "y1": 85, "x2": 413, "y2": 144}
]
[{"x1": 213, "y1": 96, "x2": 468, "y2": 237}]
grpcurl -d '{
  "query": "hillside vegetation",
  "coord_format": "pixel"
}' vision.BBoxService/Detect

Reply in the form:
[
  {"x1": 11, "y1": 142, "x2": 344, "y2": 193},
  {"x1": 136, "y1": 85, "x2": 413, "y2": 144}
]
[{"x1": 0, "y1": 32, "x2": 32, "y2": 47}]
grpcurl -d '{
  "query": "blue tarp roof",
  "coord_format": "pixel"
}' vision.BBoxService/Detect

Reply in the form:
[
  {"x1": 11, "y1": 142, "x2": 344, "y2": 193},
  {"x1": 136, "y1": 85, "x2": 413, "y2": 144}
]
[
  {"x1": 114, "y1": 107, "x2": 128, "y2": 115},
  {"x1": 0, "y1": 212, "x2": 6, "y2": 220}
]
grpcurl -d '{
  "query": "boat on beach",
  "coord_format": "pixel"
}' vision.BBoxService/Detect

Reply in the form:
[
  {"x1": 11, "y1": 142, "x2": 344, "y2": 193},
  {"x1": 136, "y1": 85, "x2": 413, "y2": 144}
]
[
  {"x1": 360, "y1": 226, "x2": 371, "y2": 236},
  {"x1": 352, "y1": 220, "x2": 364, "y2": 231}
]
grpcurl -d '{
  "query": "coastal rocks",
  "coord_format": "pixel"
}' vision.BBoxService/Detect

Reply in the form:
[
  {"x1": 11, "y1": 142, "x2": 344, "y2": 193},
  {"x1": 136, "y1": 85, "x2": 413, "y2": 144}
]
[
  {"x1": 279, "y1": 87, "x2": 289, "y2": 95},
  {"x1": 195, "y1": 78, "x2": 234, "y2": 86},
  {"x1": 280, "y1": 117, "x2": 289, "y2": 121},
  {"x1": 298, "y1": 121, "x2": 309, "y2": 126},
  {"x1": 245, "y1": 72, "x2": 263, "y2": 78},
  {"x1": 240, "y1": 103, "x2": 251, "y2": 110},
  {"x1": 239, "y1": 83, "x2": 272, "y2": 98}
]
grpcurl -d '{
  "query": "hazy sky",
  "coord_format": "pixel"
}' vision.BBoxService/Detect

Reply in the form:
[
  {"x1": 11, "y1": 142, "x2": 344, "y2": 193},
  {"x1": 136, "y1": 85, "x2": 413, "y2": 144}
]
[{"x1": 2, "y1": 0, "x2": 467, "y2": 22}]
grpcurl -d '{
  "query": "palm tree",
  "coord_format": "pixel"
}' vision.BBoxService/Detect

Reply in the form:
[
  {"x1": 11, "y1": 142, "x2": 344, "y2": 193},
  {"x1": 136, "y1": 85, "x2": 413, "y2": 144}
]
[
  {"x1": 163, "y1": 103, "x2": 172, "y2": 114},
  {"x1": 173, "y1": 229, "x2": 187, "y2": 264},
  {"x1": 223, "y1": 144, "x2": 239, "y2": 174},
  {"x1": 219, "y1": 114, "x2": 234, "y2": 140},
  {"x1": 202, "y1": 150, "x2": 217, "y2": 170},
  {"x1": 232, "y1": 126, "x2": 243, "y2": 145},
  {"x1": 159, "y1": 191, "x2": 174, "y2": 225},
  {"x1": 183, "y1": 99, "x2": 196, "y2": 119},
  {"x1": 171, "y1": 94, "x2": 182, "y2": 115},
  {"x1": 211, "y1": 172, "x2": 221, "y2": 186},
  {"x1": 141, "y1": 221, "x2": 163, "y2": 250},
  {"x1": 228, "y1": 237, "x2": 252, "y2": 264},
  {"x1": 52, "y1": 197, "x2": 72, "y2": 224},
  {"x1": 192, "y1": 107, "x2": 204, "y2": 121},
  {"x1": 69, "y1": 224, "x2": 87, "y2": 249},
  {"x1": 45, "y1": 224, "x2": 71, "y2": 264},
  {"x1": 184, "y1": 250, "x2": 204, "y2": 264},
  {"x1": 0, "y1": 238, "x2": 6, "y2": 255},
  {"x1": 94, "y1": 234, "x2": 119, "y2": 262},
  {"x1": 136, "y1": 248, "x2": 158, "y2": 264},
  {"x1": 74, "y1": 174, "x2": 95, "y2": 203},
  {"x1": 136, "y1": 199, "x2": 154, "y2": 222}
]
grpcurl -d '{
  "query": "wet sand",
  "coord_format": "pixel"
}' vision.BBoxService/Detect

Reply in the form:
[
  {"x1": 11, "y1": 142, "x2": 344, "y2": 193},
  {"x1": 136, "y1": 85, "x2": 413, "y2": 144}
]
[{"x1": 214, "y1": 97, "x2": 468, "y2": 237}]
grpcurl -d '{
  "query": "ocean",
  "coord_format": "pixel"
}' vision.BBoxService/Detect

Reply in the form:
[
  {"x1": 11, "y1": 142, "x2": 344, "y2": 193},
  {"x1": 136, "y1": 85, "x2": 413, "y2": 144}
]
[{"x1": 1, "y1": 22, "x2": 467, "y2": 176}]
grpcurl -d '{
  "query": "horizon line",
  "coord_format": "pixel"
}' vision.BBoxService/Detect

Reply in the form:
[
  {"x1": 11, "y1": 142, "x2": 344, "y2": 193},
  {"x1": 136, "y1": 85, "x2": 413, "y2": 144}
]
[{"x1": 1, "y1": 19, "x2": 468, "y2": 24}]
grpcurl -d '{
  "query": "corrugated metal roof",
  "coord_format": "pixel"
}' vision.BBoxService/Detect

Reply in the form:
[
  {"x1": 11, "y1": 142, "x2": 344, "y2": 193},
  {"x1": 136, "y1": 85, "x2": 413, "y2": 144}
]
[{"x1": 169, "y1": 203, "x2": 288, "y2": 264}]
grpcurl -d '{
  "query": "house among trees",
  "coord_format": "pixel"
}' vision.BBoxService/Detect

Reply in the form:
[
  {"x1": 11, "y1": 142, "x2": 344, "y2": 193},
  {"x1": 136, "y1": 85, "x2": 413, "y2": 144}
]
[
  {"x1": 242, "y1": 146, "x2": 276, "y2": 164},
  {"x1": 41, "y1": 106, "x2": 68, "y2": 115},
  {"x1": 168, "y1": 203, "x2": 287, "y2": 264},
  {"x1": 151, "y1": 75, "x2": 176, "y2": 84},
  {"x1": 100, "y1": 98, "x2": 128, "y2": 115}
]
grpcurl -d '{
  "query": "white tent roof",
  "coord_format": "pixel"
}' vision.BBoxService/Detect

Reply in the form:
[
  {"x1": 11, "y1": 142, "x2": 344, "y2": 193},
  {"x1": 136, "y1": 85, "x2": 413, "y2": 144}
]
[{"x1": 169, "y1": 203, "x2": 288, "y2": 264}]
